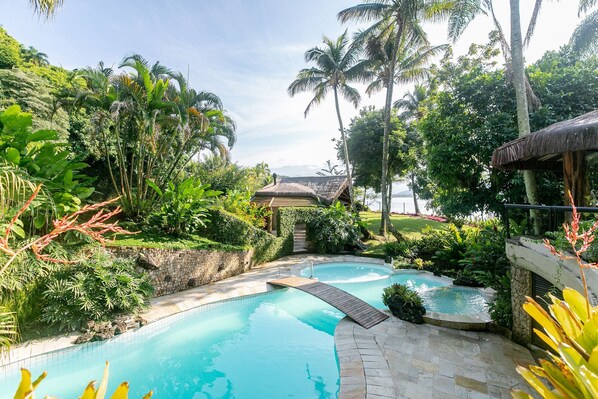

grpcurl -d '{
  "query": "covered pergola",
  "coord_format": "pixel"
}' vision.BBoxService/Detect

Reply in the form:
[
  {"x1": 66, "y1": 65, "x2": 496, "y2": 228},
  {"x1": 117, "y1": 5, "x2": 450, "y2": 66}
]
[{"x1": 491, "y1": 110, "x2": 598, "y2": 206}]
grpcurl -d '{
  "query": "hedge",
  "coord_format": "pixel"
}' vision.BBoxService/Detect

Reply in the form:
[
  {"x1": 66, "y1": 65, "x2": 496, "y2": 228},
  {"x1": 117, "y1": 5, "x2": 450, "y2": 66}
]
[
  {"x1": 276, "y1": 207, "x2": 321, "y2": 254},
  {"x1": 201, "y1": 207, "x2": 322, "y2": 264}
]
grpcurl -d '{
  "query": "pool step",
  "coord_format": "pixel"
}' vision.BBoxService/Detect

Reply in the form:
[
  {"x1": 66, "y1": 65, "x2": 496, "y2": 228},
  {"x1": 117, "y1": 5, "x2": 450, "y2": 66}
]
[
  {"x1": 293, "y1": 224, "x2": 307, "y2": 253},
  {"x1": 267, "y1": 277, "x2": 389, "y2": 329}
]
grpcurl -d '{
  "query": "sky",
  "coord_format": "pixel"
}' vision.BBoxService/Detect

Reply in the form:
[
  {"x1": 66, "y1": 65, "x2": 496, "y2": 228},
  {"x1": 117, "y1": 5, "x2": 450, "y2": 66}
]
[{"x1": 0, "y1": 0, "x2": 585, "y2": 175}]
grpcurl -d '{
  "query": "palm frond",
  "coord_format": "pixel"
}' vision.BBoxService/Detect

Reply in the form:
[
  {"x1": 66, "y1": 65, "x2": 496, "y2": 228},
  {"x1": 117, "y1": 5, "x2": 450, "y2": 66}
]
[
  {"x1": 570, "y1": 9, "x2": 598, "y2": 57},
  {"x1": 338, "y1": 2, "x2": 389, "y2": 24},
  {"x1": 579, "y1": 0, "x2": 598, "y2": 16},
  {"x1": 28, "y1": 0, "x2": 63, "y2": 18},
  {"x1": 524, "y1": 0, "x2": 544, "y2": 47},
  {"x1": 446, "y1": 0, "x2": 484, "y2": 42}
]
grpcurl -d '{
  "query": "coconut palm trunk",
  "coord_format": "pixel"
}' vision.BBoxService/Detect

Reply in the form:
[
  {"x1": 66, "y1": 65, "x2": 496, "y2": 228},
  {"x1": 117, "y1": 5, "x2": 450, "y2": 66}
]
[
  {"x1": 379, "y1": 26, "x2": 405, "y2": 242},
  {"x1": 510, "y1": 0, "x2": 541, "y2": 234},
  {"x1": 411, "y1": 172, "x2": 420, "y2": 215},
  {"x1": 333, "y1": 87, "x2": 354, "y2": 208}
]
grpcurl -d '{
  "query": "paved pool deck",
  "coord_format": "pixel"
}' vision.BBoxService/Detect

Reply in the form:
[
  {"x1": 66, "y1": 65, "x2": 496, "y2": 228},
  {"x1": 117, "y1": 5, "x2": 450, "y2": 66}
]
[
  {"x1": 3, "y1": 255, "x2": 537, "y2": 398},
  {"x1": 335, "y1": 316, "x2": 536, "y2": 399}
]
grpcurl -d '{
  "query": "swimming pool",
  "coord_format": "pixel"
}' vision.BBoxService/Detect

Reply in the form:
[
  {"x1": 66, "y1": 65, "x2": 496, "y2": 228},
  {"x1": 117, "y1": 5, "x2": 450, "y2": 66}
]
[
  {"x1": 0, "y1": 262, "x2": 489, "y2": 398},
  {"x1": 301, "y1": 262, "x2": 488, "y2": 315}
]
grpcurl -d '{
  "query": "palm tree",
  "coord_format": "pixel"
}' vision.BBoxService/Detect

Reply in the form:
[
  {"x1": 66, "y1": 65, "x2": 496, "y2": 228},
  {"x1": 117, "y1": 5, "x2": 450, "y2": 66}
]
[
  {"x1": 339, "y1": 0, "x2": 454, "y2": 236},
  {"x1": 394, "y1": 84, "x2": 428, "y2": 121},
  {"x1": 288, "y1": 31, "x2": 372, "y2": 207},
  {"x1": 394, "y1": 84, "x2": 430, "y2": 215},
  {"x1": 366, "y1": 34, "x2": 444, "y2": 223},
  {"x1": 21, "y1": 46, "x2": 49, "y2": 66}
]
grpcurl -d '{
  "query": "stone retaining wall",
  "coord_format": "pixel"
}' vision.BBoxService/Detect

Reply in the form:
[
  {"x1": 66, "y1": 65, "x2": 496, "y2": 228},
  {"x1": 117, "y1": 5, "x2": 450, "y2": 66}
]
[
  {"x1": 511, "y1": 264, "x2": 532, "y2": 345},
  {"x1": 110, "y1": 247, "x2": 254, "y2": 296}
]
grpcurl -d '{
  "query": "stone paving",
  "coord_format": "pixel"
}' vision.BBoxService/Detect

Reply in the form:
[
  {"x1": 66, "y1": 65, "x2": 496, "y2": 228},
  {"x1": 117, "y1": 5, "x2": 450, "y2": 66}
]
[{"x1": 336, "y1": 315, "x2": 537, "y2": 399}]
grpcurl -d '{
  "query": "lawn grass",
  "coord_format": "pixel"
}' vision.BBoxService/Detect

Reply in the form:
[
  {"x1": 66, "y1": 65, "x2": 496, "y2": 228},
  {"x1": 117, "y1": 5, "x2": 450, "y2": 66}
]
[
  {"x1": 360, "y1": 211, "x2": 446, "y2": 255},
  {"x1": 108, "y1": 231, "x2": 246, "y2": 252},
  {"x1": 360, "y1": 211, "x2": 445, "y2": 239}
]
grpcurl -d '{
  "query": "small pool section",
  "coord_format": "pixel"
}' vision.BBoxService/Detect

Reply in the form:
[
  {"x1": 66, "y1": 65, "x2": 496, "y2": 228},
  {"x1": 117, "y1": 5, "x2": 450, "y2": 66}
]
[
  {"x1": 302, "y1": 262, "x2": 488, "y2": 316},
  {"x1": 0, "y1": 261, "x2": 489, "y2": 399}
]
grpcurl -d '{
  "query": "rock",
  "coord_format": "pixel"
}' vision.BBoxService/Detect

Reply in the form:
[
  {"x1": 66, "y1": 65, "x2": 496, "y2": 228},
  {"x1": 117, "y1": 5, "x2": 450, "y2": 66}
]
[
  {"x1": 83, "y1": 320, "x2": 95, "y2": 332},
  {"x1": 136, "y1": 316, "x2": 148, "y2": 326},
  {"x1": 113, "y1": 320, "x2": 127, "y2": 335},
  {"x1": 93, "y1": 330, "x2": 114, "y2": 341},
  {"x1": 74, "y1": 332, "x2": 94, "y2": 344},
  {"x1": 137, "y1": 252, "x2": 159, "y2": 270},
  {"x1": 93, "y1": 321, "x2": 112, "y2": 333}
]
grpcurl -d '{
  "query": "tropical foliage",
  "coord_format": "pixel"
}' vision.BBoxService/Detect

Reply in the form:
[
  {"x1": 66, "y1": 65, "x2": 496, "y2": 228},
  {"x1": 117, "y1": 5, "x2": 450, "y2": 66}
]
[
  {"x1": 69, "y1": 55, "x2": 236, "y2": 217},
  {"x1": 148, "y1": 178, "x2": 221, "y2": 237},
  {"x1": 219, "y1": 189, "x2": 271, "y2": 228},
  {"x1": 416, "y1": 38, "x2": 598, "y2": 217},
  {"x1": 0, "y1": 105, "x2": 94, "y2": 216},
  {"x1": 41, "y1": 248, "x2": 153, "y2": 331},
  {"x1": 382, "y1": 283, "x2": 426, "y2": 324},
  {"x1": 308, "y1": 201, "x2": 361, "y2": 254}
]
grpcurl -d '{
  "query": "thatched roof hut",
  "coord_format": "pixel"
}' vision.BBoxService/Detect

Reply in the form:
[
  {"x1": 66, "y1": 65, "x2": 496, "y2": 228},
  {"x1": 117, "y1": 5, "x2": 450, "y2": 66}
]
[
  {"x1": 491, "y1": 110, "x2": 598, "y2": 205},
  {"x1": 252, "y1": 175, "x2": 351, "y2": 232},
  {"x1": 253, "y1": 175, "x2": 351, "y2": 206}
]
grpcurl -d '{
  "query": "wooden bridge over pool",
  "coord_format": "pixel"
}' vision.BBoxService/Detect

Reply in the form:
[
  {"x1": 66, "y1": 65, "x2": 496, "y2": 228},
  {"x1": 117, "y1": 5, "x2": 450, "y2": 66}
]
[{"x1": 267, "y1": 277, "x2": 389, "y2": 329}]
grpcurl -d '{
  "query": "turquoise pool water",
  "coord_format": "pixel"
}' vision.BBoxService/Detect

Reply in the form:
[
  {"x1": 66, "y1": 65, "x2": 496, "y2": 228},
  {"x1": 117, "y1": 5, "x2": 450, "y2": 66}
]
[
  {"x1": 0, "y1": 262, "x2": 489, "y2": 399},
  {"x1": 302, "y1": 263, "x2": 488, "y2": 315}
]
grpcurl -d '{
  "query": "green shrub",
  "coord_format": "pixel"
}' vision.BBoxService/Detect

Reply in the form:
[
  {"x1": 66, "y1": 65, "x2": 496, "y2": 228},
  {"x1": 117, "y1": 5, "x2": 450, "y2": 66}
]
[
  {"x1": 432, "y1": 224, "x2": 467, "y2": 274},
  {"x1": 41, "y1": 249, "x2": 153, "y2": 331},
  {"x1": 476, "y1": 271, "x2": 512, "y2": 328},
  {"x1": 410, "y1": 227, "x2": 448, "y2": 260},
  {"x1": 383, "y1": 240, "x2": 413, "y2": 259},
  {"x1": 452, "y1": 270, "x2": 484, "y2": 287},
  {"x1": 0, "y1": 28, "x2": 22, "y2": 68},
  {"x1": 201, "y1": 208, "x2": 285, "y2": 264},
  {"x1": 0, "y1": 105, "x2": 94, "y2": 216},
  {"x1": 308, "y1": 201, "x2": 361, "y2": 254},
  {"x1": 149, "y1": 178, "x2": 221, "y2": 237},
  {"x1": 382, "y1": 283, "x2": 426, "y2": 324},
  {"x1": 219, "y1": 189, "x2": 271, "y2": 228}
]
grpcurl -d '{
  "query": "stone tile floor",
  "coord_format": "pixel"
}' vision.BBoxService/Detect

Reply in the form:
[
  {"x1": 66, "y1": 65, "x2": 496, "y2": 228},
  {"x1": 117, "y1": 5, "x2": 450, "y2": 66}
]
[{"x1": 336, "y1": 315, "x2": 537, "y2": 399}]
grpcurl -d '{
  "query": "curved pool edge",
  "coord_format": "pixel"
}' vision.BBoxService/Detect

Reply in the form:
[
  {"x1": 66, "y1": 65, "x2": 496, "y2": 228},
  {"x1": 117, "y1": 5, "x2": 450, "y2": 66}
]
[
  {"x1": 423, "y1": 311, "x2": 491, "y2": 331},
  {"x1": 1, "y1": 254, "x2": 383, "y2": 368}
]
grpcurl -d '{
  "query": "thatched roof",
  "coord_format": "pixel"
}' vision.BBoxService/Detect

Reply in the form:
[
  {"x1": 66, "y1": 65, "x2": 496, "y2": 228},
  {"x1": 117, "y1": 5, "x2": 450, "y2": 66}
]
[
  {"x1": 491, "y1": 110, "x2": 598, "y2": 170},
  {"x1": 254, "y1": 175, "x2": 350, "y2": 204}
]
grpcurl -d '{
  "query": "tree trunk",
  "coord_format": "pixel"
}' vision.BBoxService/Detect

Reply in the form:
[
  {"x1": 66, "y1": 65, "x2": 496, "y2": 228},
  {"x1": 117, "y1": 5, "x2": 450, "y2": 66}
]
[
  {"x1": 411, "y1": 172, "x2": 420, "y2": 215},
  {"x1": 510, "y1": 0, "x2": 542, "y2": 234},
  {"x1": 333, "y1": 87, "x2": 354, "y2": 210},
  {"x1": 387, "y1": 180, "x2": 393, "y2": 213},
  {"x1": 380, "y1": 27, "x2": 403, "y2": 235},
  {"x1": 563, "y1": 151, "x2": 588, "y2": 206}
]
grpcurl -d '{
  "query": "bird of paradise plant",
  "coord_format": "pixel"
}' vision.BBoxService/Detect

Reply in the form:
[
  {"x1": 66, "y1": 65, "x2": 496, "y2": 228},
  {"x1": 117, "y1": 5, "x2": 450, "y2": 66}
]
[{"x1": 512, "y1": 193, "x2": 598, "y2": 398}]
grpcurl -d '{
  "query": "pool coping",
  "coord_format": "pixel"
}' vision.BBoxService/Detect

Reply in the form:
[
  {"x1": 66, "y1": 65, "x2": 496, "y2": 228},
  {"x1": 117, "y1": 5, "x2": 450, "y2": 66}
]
[{"x1": 1, "y1": 254, "x2": 383, "y2": 368}]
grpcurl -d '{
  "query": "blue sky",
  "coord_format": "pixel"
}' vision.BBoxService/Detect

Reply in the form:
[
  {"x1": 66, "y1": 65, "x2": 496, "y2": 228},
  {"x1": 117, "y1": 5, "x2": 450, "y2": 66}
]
[{"x1": 0, "y1": 0, "x2": 583, "y2": 175}]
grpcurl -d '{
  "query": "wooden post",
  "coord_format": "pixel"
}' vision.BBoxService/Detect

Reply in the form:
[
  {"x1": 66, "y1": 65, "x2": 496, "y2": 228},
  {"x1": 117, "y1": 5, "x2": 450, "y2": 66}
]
[{"x1": 563, "y1": 150, "x2": 589, "y2": 206}]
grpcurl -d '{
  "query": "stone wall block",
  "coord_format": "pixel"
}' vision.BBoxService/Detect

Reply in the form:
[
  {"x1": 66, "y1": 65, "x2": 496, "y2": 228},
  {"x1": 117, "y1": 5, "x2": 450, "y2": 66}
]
[{"x1": 109, "y1": 247, "x2": 255, "y2": 296}]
